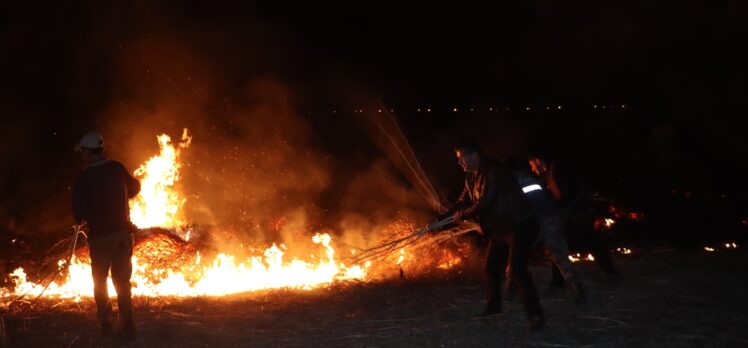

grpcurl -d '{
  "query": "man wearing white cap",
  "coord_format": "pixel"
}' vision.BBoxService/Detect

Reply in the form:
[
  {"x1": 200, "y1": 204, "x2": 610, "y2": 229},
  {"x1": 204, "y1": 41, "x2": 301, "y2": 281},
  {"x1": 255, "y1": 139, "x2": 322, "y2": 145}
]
[{"x1": 72, "y1": 131, "x2": 140, "y2": 336}]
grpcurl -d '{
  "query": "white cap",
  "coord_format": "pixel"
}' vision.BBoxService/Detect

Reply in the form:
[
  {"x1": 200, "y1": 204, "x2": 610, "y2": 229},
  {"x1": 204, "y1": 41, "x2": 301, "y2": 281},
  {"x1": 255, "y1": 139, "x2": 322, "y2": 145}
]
[{"x1": 75, "y1": 131, "x2": 104, "y2": 151}]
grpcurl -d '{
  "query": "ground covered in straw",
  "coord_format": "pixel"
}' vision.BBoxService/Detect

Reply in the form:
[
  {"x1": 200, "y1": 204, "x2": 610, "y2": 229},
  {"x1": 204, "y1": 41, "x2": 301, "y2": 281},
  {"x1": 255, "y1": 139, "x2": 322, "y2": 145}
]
[{"x1": 2, "y1": 247, "x2": 747, "y2": 347}]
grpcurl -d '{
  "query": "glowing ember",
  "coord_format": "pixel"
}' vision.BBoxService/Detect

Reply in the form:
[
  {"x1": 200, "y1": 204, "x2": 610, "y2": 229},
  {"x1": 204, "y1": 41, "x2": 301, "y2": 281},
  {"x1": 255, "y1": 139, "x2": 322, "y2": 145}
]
[
  {"x1": 607, "y1": 204, "x2": 644, "y2": 221},
  {"x1": 594, "y1": 217, "x2": 618, "y2": 230},
  {"x1": 437, "y1": 257, "x2": 462, "y2": 270},
  {"x1": 567, "y1": 249, "x2": 636, "y2": 263},
  {"x1": 615, "y1": 247, "x2": 632, "y2": 255},
  {"x1": 436, "y1": 250, "x2": 462, "y2": 270},
  {"x1": 129, "y1": 129, "x2": 192, "y2": 229},
  {"x1": 627, "y1": 212, "x2": 643, "y2": 221},
  {"x1": 568, "y1": 253, "x2": 596, "y2": 263}
]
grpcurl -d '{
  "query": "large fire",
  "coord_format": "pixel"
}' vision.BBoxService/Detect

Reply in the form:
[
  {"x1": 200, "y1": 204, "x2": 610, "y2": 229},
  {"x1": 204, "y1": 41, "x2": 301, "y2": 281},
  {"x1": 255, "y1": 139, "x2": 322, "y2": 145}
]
[{"x1": 2, "y1": 130, "x2": 372, "y2": 300}]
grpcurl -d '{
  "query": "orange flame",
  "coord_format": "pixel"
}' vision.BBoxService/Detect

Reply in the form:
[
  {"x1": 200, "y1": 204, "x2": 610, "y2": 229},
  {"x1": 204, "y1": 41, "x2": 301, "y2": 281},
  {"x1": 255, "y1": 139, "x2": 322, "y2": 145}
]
[
  {"x1": 129, "y1": 129, "x2": 192, "y2": 229},
  {"x1": 437, "y1": 250, "x2": 462, "y2": 270},
  {"x1": 2, "y1": 232, "x2": 369, "y2": 300},
  {"x1": 568, "y1": 253, "x2": 596, "y2": 263},
  {"x1": 396, "y1": 248, "x2": 407, "y2": 265}
]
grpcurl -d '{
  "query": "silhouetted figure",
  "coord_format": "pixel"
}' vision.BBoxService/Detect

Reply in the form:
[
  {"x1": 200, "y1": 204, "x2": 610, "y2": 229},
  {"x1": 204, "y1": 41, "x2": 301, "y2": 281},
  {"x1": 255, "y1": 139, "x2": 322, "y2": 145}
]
[
  {"x1": 504, "y1": 158, "x2": 586, "y2": 304},
  {"x1": 430, "y1": 139, "x2": 544, "y2": 332},
  {"x1": 72, "y1": 131, "x2": 140, "y2": 337},
  {"x1": 528, "y1": 154, "x2": 619, "y2": 287}
]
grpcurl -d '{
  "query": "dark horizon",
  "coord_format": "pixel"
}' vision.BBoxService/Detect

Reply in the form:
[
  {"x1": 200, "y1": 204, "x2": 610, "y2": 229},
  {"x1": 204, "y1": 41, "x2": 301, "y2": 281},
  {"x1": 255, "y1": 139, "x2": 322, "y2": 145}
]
[
  {"x1": 3, "y1": 2, "x2": 744, "y2": 110},
  {"x1": 1, "y1": 1, "x2": 746, "y2": 238}
]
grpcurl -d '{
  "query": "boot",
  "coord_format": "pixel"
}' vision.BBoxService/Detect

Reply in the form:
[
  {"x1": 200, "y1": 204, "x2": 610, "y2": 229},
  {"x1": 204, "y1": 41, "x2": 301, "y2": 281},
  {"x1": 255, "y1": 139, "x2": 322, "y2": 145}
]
[{"x1": 569, "y1": 281, "x2": 587, "y2": 304}]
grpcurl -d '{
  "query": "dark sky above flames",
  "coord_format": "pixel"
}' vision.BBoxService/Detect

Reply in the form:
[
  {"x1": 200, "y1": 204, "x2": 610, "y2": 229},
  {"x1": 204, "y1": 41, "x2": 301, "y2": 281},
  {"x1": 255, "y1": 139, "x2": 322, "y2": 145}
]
[{"x1": 1, "y1": 1, "x2": 746, "y2": 238}]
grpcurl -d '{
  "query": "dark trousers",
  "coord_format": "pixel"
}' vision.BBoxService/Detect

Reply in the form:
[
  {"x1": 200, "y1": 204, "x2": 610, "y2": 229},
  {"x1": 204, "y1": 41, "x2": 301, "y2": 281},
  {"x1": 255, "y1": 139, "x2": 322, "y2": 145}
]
[
  {"x1": 485, "y1": 219, "x2": 543, "y2": 319},
  {"x1": 537, "y1": 216, "x2": 579, "y2": 283},
  {"x1": 88, "y1": 232, "x2": 134, "y2": 325},
  {"x1": 551, "y1": 217, "x2": 618, "y2": 283}
]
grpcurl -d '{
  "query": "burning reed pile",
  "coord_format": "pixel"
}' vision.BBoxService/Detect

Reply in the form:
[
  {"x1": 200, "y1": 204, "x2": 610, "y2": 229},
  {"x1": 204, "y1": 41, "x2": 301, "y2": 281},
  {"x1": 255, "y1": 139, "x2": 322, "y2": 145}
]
[
  {"x1": 0, "y1": 129, "x2": 424, "y2": 305},
  {"x1": 1, "y1": 223, "x2": 482, "y2": 315}
]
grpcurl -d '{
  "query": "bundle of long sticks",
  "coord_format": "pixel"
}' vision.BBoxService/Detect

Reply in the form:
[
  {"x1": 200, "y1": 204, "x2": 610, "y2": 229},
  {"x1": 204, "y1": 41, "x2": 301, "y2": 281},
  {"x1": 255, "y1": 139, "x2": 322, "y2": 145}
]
[
  {"x1": 352, "y1": 217, "x2": 480, "y2": 264},
  {"x1": 408, "y1": 223, "x2": 480, "y2": 250}
]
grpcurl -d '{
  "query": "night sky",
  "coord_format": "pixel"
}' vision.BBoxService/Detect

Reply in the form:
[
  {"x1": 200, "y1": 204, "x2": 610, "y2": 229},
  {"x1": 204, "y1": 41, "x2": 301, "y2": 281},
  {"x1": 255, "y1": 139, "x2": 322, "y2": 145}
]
[{"x1": 1, "y1": 1, "x2": 746, "y2": 238}]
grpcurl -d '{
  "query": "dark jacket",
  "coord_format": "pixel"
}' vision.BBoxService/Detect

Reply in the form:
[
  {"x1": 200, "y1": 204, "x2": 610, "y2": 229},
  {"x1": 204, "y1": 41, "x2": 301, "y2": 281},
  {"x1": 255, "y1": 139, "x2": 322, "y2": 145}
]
[
  {"x1": 539, "y1": 161, "x2": 594, "y2": 216},
  {"x1": 72, "y1": 159, "x2": 140, "y2": 239},
  {"x1": 444, "y1": 158, "x2": 532, "y2": 234},
  {"x1": 511, "y1": 168, "x2": 560, "y2": 220}
]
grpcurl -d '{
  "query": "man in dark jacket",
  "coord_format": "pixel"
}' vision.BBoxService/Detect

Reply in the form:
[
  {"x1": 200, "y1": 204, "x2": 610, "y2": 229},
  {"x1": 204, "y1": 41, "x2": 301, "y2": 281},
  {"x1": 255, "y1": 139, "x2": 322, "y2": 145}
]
[
  {"x1": 528, "y1": 154, "x2": 619, "y2": 287},
  {"x1": 430, "y1": 139, "x2": 544, "y2": 332},
  {"x1": 72, "y1": 131, "x2": 140, "y2": 336}
]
